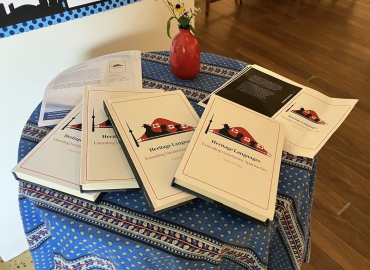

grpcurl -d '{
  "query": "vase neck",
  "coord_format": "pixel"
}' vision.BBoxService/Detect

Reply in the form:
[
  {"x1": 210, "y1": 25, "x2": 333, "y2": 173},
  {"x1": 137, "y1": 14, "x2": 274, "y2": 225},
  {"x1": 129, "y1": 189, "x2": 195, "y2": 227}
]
[{"x1": 179, "y1": 28, "x2": 191, "y2": 33}]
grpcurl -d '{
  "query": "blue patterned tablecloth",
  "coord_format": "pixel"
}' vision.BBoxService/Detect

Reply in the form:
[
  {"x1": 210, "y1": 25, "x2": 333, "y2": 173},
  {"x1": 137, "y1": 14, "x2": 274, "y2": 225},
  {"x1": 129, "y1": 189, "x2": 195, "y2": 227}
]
[{"x1": 18, "y1": 52, "x2": 316, "y2": 270}]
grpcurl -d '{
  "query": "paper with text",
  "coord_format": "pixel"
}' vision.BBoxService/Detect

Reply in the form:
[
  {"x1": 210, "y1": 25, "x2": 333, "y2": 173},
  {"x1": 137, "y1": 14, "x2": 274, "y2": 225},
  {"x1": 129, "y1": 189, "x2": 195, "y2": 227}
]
[{"x1": 38, "y1": 50, "x2": 142, "y2": 127}]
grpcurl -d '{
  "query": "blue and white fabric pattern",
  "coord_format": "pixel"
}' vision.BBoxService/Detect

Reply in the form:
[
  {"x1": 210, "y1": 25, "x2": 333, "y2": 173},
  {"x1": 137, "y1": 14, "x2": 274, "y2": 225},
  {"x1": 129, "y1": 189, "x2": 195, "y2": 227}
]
[{"x1": 18, "y1": 52, "x2": 316, "y2": 270}]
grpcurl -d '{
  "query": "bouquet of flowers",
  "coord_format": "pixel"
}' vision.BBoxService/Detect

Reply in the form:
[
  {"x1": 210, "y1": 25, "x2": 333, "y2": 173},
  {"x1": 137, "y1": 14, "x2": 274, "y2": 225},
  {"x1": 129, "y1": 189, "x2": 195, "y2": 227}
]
[{"x1": 158, "y1": 0, "x2": 201, "y2": 38}]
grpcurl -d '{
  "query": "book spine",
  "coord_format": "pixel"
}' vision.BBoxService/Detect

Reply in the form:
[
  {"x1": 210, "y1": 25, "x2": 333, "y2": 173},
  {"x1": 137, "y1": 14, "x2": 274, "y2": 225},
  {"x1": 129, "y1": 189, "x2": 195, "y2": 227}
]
[
  {"x1": 15, "y1": 177, "x2": 103, "y2": 204},
  {"x1": 152, "y1": 198, "x2": 194, "y2": 216},
  {"x1": 103, "y1": 101, "x2": 155, "y2": 215},
  {"x1": 12, "y1": 171, "x2": 20, "y2": 181},
  {"x1": 172, "y1": 178, "x2": 269, "y2": 227},
  {"x1": 80, "y1": 188, "x2": 128, "y2": 193},
  {"x1": 213, "y1": 201, "x2": 269, "y2": 227},
  {"x1": 94, "y1": 192, "x2": 105, "y2": 204},
  {"x1": 172, "y1": 178, "x2": 214, "y2": 204}
]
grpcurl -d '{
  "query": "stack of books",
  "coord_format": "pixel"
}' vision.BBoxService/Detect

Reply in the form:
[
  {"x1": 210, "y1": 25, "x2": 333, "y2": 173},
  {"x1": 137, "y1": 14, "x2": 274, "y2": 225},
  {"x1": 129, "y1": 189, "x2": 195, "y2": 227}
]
[{"x1": 12, "y1": 65, "x2": 357, "y2": 225}]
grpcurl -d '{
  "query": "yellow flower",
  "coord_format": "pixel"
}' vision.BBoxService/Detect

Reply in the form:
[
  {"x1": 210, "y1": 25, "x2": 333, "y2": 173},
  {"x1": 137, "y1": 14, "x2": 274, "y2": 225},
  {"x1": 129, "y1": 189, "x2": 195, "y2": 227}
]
[{"x1": 172, "y1": 4, "x2": 184, "y2": 13}]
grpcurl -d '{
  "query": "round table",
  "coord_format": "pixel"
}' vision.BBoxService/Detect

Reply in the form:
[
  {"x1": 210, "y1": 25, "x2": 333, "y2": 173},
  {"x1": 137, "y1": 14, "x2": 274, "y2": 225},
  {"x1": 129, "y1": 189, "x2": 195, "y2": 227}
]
[{"x1": 18, "y1": 51, "x2": 316, "y2": 270}]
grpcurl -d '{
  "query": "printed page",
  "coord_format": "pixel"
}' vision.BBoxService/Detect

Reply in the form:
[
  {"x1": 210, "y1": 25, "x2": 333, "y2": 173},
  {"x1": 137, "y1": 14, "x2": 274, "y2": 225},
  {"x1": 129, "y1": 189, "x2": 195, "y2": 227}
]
[
  {"x1": 272, "y1": 88, "x2": 358, "y2": 158},
  {"x1": 38, "y1": 50, "x2": 142, "y2": 127}
]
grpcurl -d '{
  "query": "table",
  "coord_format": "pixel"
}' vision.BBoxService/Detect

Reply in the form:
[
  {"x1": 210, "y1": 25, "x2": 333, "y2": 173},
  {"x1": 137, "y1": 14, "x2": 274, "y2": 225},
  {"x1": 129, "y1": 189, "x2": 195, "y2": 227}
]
[{"x1": 18, "y1": 51, "x2": 316, "y2": 270}]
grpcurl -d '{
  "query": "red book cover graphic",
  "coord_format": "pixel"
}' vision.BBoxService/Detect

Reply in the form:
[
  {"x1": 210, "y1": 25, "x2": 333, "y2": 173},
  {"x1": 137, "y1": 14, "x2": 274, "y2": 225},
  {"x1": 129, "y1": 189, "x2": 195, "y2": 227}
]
[
  {"x1": 127, "y1": 118, "x2": 195, "y2": 147},
  {"x1": 61, "y1": 111, "x2": 82, "y2": 131},
  {"x1": 205, "y1": 114, "x2": 271, "y2": 157},
  {"x1": 91, "y1": 108, "x2": 113, "y2": 132},
  {"x1": 291, "y1": 107, "x2": 326, "y2": 125}
]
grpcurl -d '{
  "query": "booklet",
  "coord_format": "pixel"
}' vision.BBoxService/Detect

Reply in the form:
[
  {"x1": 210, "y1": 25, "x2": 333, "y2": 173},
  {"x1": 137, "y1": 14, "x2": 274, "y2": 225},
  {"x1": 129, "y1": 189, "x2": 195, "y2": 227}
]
[
  {"x1": 173, "y1": 95, "x2": 285, "y2": 224},
  {"x1": 199, "y1": 65, "x2": 357, "y2": 158},
  {"x1": 80, "y1": 86, "x2": 163, "y2": 192},
  {"x1": 38, "y1": 50, "x2": 142, "y2": 127},
  {"x1": 198, "y1": 65, "x2": 303, "y2": 116},
  {"x1": 103, "y1": 91, "x2": 198, "y2": 215},
  {"x1": 271, "y1": 88, "x2": 357, "y2": 158},
  {"x1": 12, "y1": 101, "x2": 101, "y2": 202}
]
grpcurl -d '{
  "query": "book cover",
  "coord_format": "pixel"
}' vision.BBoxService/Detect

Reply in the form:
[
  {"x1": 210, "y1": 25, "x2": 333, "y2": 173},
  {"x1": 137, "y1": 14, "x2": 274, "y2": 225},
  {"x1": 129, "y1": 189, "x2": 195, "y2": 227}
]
[
  {"x1": 271, "y1": 88, "x2": 357, "y2": 158},
  {"x1": 173, "y1": 95, "x2": 285, "y2": 223},
  {"x1": 103, "y1": 91, "x2": 198, "y2": 214},
  {"x1": 12, "y1": 101, "x2": 101, "y2": 202},
  {"x1": 80, "y1": 86, "x2": 163, "y2": 191},
  {"x1": 199, "y1": 65, "x2": 303, "y2": 117}
]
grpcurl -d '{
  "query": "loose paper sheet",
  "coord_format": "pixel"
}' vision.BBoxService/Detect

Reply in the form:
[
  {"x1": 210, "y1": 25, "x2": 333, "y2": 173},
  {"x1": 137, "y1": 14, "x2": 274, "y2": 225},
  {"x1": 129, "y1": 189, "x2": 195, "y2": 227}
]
[{"x1": 38, "y1": 50, "x2": 142, "y2": 127}]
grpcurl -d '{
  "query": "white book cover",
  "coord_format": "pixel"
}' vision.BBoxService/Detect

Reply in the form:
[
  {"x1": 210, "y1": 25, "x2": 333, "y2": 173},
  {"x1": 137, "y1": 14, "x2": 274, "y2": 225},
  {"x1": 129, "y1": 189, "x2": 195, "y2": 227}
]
[
  {"x1": 12, "y1": 101, "x2": 100, "y2": 202},
  {"x1": 80, "y1": 86, "x2": 163, "y2": 191},
  {"x1": 104, "y1": 91, "x2": 198, "y2": 214},
  {"x1": 174, "y1": 95, "x2": 286, "y2": 223},
  {"x1": 271, "y1": 88, "x2": 357, "y2": 158}
]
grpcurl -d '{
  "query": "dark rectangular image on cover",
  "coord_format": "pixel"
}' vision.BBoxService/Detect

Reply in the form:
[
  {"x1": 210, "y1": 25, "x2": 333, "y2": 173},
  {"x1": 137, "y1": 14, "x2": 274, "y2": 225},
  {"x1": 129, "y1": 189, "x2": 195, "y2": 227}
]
[{"x1": 202, "y1": 66, "x2": 302, "y2": 117}]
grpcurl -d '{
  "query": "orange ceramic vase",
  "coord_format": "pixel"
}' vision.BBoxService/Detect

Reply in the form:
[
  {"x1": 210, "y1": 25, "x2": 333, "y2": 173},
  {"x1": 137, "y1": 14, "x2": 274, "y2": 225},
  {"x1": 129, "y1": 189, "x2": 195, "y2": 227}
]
[{"x1": 170, "y1": 28, "x2": 201, "y2": 80}]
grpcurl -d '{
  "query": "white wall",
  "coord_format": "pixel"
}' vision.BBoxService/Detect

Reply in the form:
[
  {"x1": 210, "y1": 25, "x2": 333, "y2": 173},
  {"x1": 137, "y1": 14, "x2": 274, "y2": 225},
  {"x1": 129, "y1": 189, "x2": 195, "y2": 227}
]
[{"x1": 0, "y1": 0, "x2": 193, "y2": 261}]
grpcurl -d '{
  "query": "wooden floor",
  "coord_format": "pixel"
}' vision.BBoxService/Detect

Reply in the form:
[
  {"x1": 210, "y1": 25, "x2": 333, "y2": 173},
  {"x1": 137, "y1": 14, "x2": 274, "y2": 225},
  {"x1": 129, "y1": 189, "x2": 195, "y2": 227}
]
[
  {"x1": 0, "y1": 251, "x2": 34, "y2": 270},
  {"x1": 194, "y1": 0, "x2": 370, "y2": 269}
]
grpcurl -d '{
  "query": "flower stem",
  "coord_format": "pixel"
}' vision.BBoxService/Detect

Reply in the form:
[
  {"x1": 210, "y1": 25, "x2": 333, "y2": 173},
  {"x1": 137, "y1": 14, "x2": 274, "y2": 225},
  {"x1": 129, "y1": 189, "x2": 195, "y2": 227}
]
[{"x1": 163, "y1": 0, "x2": 177, "y2": 19}]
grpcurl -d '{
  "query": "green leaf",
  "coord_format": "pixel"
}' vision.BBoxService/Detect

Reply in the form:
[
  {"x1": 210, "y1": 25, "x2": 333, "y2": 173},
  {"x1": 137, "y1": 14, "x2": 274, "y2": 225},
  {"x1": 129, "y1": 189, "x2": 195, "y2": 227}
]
[
  {"x1": 188, "y1": 24, "x2": 196, "y2": 36},
  {"x1": 167, "y1": 16, "x2": 177, "y2": 39},
  {"x1": 178, "y1": 16, "x2": 190, "y2": 28}
]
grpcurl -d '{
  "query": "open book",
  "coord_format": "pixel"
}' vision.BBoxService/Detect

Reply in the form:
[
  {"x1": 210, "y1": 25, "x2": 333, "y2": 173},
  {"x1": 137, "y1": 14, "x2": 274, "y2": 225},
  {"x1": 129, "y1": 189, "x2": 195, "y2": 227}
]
[{"x1": 199, "y1": 65, "x2": 357, "y2": 158}]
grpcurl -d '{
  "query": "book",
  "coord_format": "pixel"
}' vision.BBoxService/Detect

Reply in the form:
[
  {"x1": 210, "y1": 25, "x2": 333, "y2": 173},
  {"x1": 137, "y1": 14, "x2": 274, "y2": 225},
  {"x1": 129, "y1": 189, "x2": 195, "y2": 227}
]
[
  {"x1": 270, "y1": 88, "x2": 357, "y2": 158},
  {"x1": 198, "y1": 65, "x2": 303, "y2": 116},
  {"x1": 173, "y1": 95, "x2": 286, "y2": 225},
  {"x1": 103, "y1": 91, "x2": 198, "y2": 215},
  {"x1": 80, "y1": 86, "x2": 163, "y2": 192},
  {"x1": 199, "y1": 65, "x2": 357, "y2": 158},
  {"x1": 12, "y1": 101, "x2": 101, "y2": 202}
]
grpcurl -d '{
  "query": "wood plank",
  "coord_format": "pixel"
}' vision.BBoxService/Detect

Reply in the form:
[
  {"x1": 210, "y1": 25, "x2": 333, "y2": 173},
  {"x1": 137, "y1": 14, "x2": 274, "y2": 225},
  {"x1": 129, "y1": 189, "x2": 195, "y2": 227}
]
[
  {"x1": 234, "y1": 46, "x2": 314, "y2": 81},
  {"x1": 341, "y1": 203, "x2": 370, "y2": 240},
  {"x1": 233, "y1": 26, "x2": 370, "y2": 95},
  {"x1": 313, "y1": 180, "x2": 348, "y2": 214},
  {"x1": 316, "y1": 163, "x2": 370, "y2": 221},
  {"x1": 232, "y1": 28, "x2": 354, "y2": 89},
  {"x1": 301, "y1": 263, "x2": 315, "y2": 270},
  {"x1": 319, "y1": 134, "x2": 370, "y2": 190},
  {"x1": 311, "y1": 216, "x2": 370, "y2": 270},
  {"x1": 312, "y1": 184, "x2": 370, "y2": 262},
  {"x1": 306, "y1": 241, "x2": 345, "y2": 270}
]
